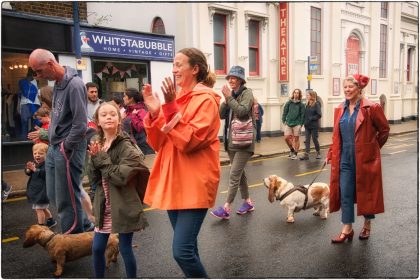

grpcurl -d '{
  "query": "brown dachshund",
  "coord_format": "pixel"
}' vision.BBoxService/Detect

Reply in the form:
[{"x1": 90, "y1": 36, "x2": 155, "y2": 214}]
[{"x1": 23, "y1": 224, "x2": 119, "y2": 277}]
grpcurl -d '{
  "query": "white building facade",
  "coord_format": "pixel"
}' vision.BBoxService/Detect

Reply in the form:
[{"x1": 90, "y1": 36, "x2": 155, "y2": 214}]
[{"x1": 87, "y1": 2, "x2": 418, "y2": 133}]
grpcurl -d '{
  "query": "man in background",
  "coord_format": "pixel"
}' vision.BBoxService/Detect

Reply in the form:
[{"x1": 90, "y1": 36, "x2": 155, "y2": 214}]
[{"x1": 29, "y1": 48, "x2": 87, "y2": 234}]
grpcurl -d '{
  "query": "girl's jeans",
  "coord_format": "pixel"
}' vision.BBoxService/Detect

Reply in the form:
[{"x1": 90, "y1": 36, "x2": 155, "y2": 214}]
[
  {"x1": 92, "y1": 232, "x2": 136, "y2": 278},
  {"x1": 167, "y1": 209, "x2": 208, "y2": 278}
]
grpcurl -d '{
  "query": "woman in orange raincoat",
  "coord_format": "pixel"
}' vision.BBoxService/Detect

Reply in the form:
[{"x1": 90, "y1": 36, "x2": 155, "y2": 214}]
[{"x1": 142, "y1": 48, "x2": 220, "y2": 278}]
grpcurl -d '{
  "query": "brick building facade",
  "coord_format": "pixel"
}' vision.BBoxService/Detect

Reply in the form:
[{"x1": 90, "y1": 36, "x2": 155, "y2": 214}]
[{"x1": 9, "y1": 1, "x2": 87, "y2": 21}]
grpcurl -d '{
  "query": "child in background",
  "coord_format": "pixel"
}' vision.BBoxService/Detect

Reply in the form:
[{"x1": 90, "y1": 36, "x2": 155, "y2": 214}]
[
  {"x1": 110, "y1": 95, "x2": 126, "y2": 116},
  {"x1": 25, "y1": 143, "x2": 57, "y2": 228},
  {"x1": 88, "y1": 102, "x2": 149, "y2": 278},
  {"x1": 33, "y1": 107, "x2": 50, "y2": 144}
]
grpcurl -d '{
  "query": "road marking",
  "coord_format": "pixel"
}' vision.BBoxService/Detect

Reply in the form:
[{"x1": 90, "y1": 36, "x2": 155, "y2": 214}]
[
  {"x1": 222, "y1": 154, "x2": 289, "y2": 168},
  {"x1": 2, "y1": 237, "x2": 19, "y2": 243},
  {"x1": 220, "y1": 167, "x2": 329, "y2": 193},
  {"x1": 144, "y1": 207, "x2": 154, "y2": 212},
  {"x1": 387, "y1": 144, "x2": 414, "y2": 149},
  {"x1": 220, "y1": 182, "x2": 263, "y2": 194},
  {"x1": 389, "y1": 150, "x2": 407, "y2": 155},
  {"x1": 3, "y1": 197, "x2": 26, "y2": 203},
  {"x1": 295, "y1": 168, "x2": 327, "y2": 177}
]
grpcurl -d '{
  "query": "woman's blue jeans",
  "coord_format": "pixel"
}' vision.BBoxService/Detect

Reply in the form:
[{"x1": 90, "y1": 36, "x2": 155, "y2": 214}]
[
  {"x1": 340, "y1": 158, "x2": 375, "y2": 224},
  {"x1": 92, "y1": 232, "x2": 136, "y2": 278},
  {"x1": 167, "y1": 209, "x2": 208, "y2": 278},
  {"x1": 45, "y1": 141, "x2": 86, "y2": 233}
]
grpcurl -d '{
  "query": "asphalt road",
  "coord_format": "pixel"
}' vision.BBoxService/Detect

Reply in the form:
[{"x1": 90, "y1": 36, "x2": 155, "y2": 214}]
[{"x1": 1, "y1": 132, "x2": 418, "y2": 278}]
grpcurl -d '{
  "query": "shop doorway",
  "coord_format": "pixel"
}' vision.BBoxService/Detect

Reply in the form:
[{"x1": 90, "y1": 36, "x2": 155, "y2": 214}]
[{"x1": 92, "y1": 59, "x2": 149, "y2": 102}]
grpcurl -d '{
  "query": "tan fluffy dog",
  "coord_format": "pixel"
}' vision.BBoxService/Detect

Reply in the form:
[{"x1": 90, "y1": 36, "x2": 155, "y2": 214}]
[
  {"x1": 264, "y1": 175, "x2": 330, "y2": 223},
  {"x1": 23, "y1": 225, "x2": 119, "y2": 277}
]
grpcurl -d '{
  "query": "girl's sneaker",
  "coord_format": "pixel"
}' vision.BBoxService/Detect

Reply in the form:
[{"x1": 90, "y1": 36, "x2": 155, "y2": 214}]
[
  {"x1": 236, "y1": 202, "x2": 255, "y2": 215},
  {"x1": 46, "y1": 218, "x2": 57, "y2": 228},
  {"x1": 210, "y1": 207, "x2": 230, "y2": 220}
]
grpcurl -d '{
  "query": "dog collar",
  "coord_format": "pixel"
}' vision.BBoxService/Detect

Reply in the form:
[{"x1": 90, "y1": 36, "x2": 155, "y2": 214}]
[{"x1": 40, "y1": 232, "x2": 56, "y2": 247}]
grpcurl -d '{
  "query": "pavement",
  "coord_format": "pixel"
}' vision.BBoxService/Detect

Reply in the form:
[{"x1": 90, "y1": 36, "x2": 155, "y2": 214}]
[{"x1": 2, "y1": 119, "x2": 417, "y2": 198}]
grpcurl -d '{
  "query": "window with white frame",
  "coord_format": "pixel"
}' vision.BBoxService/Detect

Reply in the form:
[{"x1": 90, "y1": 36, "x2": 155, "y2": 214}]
[
  {"x1": 379, "y1": 24, "x2": 387, "y2": 78},
  {"x1": 407, "y1": 47, "x2": 414, "y2": 82},
  {"x1": 310, "y1": 7, "x2": 321, "y2": 75},
  {"x1": 381, "y1": 2, "x2": 388, "y2": 19},
  {"x1": 151, "y1": 17, "x2": 165, "y2": 34},
  {"x1": 248, "y1": 20, "x2": 260, "y2": 76},
  {"x1": 213, "y1": 13, "x2": 227, "y2": 75}
]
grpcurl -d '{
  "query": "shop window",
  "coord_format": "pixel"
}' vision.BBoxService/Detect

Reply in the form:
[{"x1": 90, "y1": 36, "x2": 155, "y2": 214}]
[
  {"x1": 151, "y1": 17, "x2": 166, "y2": 34},
  {"x1": 92, "y1": 59, "x2": 149, "y2": 102},
  {"x1": 2, "y1": 52, "x2": 49, "y2": 142},
  {"x1": 248, "y1": 20, "x2": 260, "y2": 76},
  {"x1": 213, "y1": 13, "x2": 227, "y2": 75}
]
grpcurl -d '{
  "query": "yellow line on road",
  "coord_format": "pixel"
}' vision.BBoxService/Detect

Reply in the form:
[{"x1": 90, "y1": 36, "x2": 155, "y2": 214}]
[
  {"x1": 220, "y1": 182, "x2": 263, "y2": 194},
  {"x1": 144, "y1": 207, "x2": 154, "y2": 212},
  {"x1": 2, "y1": 237, "x2": 19, "y2": 243},
  {"x1": 389, "y1": 150, "x2": 407, "y2": 155},
  {"x1": 295, "y1": 168, "x2": 327, "y2": 177},
  {"x1": 3, "y1": 197, "x2": 26, "y2": 203},
  {"x1": 222, "y1": 154, "x2": 288, "y2": 168}
]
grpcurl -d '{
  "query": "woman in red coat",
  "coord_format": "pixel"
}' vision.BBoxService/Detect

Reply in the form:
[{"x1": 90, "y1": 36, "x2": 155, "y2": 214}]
[{"x1": 326, "y1": 74, "x2": 389, "y2": 243}]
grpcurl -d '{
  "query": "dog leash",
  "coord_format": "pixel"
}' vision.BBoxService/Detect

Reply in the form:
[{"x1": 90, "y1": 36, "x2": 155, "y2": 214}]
[
  {"x1": 307, "y1": 161, "x2": 327, "y2": 188},
  {"x1": 59, "y1": 142, "x2": 78, "y2": 235}
]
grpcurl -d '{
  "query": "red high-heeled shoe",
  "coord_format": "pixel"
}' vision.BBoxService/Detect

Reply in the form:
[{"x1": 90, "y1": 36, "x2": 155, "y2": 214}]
[{"x1": 331, "y1": 230, "x2": 354, "y2": 243}]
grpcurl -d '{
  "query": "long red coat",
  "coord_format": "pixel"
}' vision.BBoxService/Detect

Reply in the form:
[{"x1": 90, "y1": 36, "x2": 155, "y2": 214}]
[{"x1": 326, "y1": 98, "x2": 390, "y2": 215}]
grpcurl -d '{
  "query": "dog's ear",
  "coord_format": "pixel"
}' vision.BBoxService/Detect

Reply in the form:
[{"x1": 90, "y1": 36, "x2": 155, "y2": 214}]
[
  {"x1": 22, "y1": 225, "x2": 42, "y2": 248},
  {"x1": 23, "y1": 229, "x2": 37, "y2": 248},
  {"x1": 267, "y1": 176, "x2": 277, "y2": 203}
]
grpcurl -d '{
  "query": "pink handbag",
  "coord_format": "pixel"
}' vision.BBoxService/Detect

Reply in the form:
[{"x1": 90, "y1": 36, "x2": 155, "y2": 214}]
[{"x1": 231, "y1": 117, "x2": 253, "y2": 148}]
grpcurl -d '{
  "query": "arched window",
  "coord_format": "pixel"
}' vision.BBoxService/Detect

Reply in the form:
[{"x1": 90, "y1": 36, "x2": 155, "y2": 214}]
[
  {"x1": 346, "y1": 34, "x2": 361, "y2": 76},
  {"x1": 151, "y1": 17, "x2": 166, "y2": 34}
]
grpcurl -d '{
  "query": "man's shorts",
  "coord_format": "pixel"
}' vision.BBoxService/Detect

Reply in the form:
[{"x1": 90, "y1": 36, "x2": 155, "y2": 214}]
[{"x1": 284, "y1": 124, "x2": 302, "y2": 136}]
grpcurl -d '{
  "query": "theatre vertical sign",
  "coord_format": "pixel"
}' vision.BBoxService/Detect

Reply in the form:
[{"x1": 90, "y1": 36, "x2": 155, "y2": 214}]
[{"x1": 279, "y1": 3, "x2": 288, "y2": 82}]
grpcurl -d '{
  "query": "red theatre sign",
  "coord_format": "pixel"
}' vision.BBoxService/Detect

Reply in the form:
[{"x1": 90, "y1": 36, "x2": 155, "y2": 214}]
[{"x1": 279, "y1": 2, "x2": 288, "y2": 82}]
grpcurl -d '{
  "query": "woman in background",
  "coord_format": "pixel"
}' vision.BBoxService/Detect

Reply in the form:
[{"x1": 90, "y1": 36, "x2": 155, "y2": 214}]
[{"x1": 300, "y1": 90, "x2": 322, "y2": 160}]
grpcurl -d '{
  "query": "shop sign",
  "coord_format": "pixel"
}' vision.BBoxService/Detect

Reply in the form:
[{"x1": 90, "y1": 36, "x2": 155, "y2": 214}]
[
  {"x1": 279, "y1": 2, "x2": 288, "y2": 82},
  {"x1": 79, "y1": 28, "x2": 174, "y2": 62}
]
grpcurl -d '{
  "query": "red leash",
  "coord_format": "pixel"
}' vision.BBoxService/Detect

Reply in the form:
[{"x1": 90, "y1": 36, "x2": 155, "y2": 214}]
[{"x1": 59, "y1": 142, "x2": 78, "y2": 235}]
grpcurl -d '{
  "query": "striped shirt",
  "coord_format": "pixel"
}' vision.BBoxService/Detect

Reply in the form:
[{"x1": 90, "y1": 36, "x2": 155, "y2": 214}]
[{"x1": 94, "y1": 178, "x2": 112, "y2": 233}]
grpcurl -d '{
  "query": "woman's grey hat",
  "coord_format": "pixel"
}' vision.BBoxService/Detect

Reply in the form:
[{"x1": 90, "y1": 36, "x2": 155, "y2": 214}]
[{"x1": 226, "y1": 65, "x2": 245, "y2": 81}]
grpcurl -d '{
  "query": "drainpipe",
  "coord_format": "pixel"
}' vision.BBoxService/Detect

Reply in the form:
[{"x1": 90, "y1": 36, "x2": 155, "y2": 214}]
[{"x1": 73, "y1": 2, "x2": 82, "y2": 78}]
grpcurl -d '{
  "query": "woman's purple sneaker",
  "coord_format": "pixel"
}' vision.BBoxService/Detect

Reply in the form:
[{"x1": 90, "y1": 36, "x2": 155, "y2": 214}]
[
  {"x1": 210, "y1": 206, "x2": 230, "y2": 220},
  {"x1": 236, "y1": 202, "x2": 255, "y2": 215}
]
